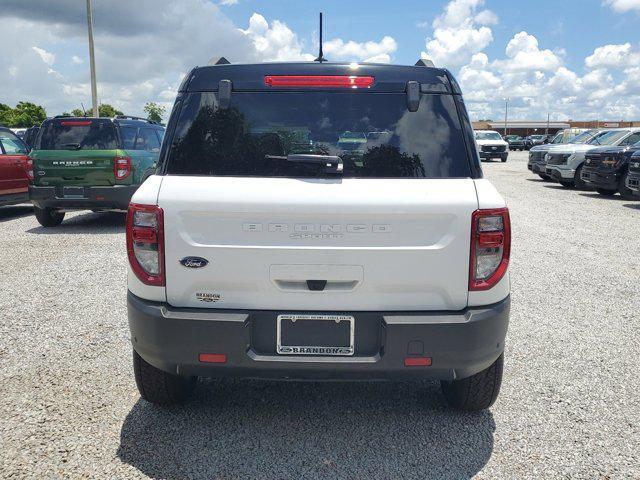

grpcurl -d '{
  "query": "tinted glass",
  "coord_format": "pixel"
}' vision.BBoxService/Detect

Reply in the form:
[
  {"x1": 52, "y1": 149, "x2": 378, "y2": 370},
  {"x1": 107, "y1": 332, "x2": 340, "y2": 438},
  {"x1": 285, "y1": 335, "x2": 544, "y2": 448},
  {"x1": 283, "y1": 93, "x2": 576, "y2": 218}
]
[
  {"x1": 135, "y1": 128, "x2": 161, "y2": 152},
  {"x1": 475, "y1": 132, "x2": 502, "y2": 141},
  {"x1": 621, "y1": 132, "x2": 640, "y2": 145},
  {"x1": 0, "y1": 131, "x2": 28, "y2": 154},
  {"x1": 39, "y1": 119, "x2": 118, "y2": 150},
  {"x1": 166, "y1": 92, "x2": 471, "y2": 178},
  {"x1": 120, "y1": 126, "x2": 137, "y2": 149}
]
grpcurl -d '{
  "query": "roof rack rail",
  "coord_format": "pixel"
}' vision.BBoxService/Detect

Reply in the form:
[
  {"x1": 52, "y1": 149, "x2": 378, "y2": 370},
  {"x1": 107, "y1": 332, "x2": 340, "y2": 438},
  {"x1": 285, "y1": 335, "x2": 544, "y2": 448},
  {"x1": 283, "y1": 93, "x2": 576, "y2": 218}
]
[
  {"x1": 415, "y1": 58, "x2": 435, "y2": 68},
  {"x1": 209, "y1": 56, "x2": 230, "y2": 66},
  {"x1": 114, "y1": 115, "x2": 158, "y2": 124}
]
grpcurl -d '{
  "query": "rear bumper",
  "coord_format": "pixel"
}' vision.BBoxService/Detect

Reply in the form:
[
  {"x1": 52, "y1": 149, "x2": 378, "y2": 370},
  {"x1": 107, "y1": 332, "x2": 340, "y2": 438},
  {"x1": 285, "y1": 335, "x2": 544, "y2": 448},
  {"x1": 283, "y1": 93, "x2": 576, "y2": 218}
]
[
  {"x1": 580, "y1": 167, "x2": 619, "y2": 189},
  {"x1": 0, "y1": 191, "x2": 29, "y2": 207},
  {"x1": 479, "y1": 151, "x2": 508, "y2": 160},
  {"x1": 29, "y1": 185, "x2": 137, "y2": 210},
  {"x1": 128, "y1": 292, "x2": 510, "y2": 381}
]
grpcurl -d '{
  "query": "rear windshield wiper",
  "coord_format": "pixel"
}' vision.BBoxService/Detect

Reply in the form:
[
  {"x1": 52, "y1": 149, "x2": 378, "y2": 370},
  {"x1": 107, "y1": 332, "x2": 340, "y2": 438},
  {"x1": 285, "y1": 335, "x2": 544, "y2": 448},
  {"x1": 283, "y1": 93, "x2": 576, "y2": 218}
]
[
  {"x1": 266, "y1": 154, "x2": 343, "y2": 174},
  {"x1": 63, "y1": 143, "x2": 81, "y2": 150}
]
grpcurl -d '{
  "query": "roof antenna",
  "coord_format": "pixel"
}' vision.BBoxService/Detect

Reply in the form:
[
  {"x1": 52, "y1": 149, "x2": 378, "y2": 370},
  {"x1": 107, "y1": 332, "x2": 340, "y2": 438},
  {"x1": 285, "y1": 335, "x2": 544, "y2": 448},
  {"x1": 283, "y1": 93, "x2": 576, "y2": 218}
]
[{"x1": 314, "y1": 12, "x2": 326, "y2": 63}]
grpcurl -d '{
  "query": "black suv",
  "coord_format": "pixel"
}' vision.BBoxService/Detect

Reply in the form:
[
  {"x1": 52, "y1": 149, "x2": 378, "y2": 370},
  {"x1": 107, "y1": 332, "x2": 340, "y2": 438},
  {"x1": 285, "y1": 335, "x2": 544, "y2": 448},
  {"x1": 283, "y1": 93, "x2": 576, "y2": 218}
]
[
  {"x1": 581, "y1": 136, "x2": 640, "y2": 199},
  {"x1": 626, "y1": 152, "x2": 640, "y2": 196}
]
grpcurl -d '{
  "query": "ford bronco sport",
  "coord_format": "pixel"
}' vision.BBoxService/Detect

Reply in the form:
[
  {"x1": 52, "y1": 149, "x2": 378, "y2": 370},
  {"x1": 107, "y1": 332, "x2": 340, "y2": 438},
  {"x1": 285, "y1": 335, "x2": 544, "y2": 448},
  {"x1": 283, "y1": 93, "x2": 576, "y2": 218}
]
[
  {"x1": 29, "y1": 116, "x2": 165, "y2": 226},
  {"x1": 127, "y1": 61, "x2": 511, "y2": 411}
]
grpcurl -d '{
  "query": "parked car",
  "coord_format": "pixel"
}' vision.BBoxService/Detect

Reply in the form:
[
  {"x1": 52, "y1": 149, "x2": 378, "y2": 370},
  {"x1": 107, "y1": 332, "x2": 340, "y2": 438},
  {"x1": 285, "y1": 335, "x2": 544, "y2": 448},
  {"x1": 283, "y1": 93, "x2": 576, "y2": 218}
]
[
  {"x1": 523, "y1": 135, "x2": 546, "y2": 150},
  {"x1": 505, "y1": 135, "x2": 525, "y2": 151},
  {"x1": 127, "y1": 61, "x2": 511, "y2": 411},
  {"x1": 29, "y1": 115, "x2": 165, "y2": 227},
  {"x1": 625, "y1": 152, "x2": 640, "y2": 196},
  {"x1": 10, "y1": 128, "x2": 27, "y2": 140},
  {"x1": 580, "y1": 133, "x2": 640, "y2": 198},
  {"x1": 475, "y1": 130, "x2": 509, "y2": 161},
  {"x1": 22, "y1": 126, "x2": 40, "y2": 149},
  {"x1": 543, "y1": 129, "x2": 636, "y2": 188},
  {"x1": 0, "y1": 127, "x2": 32, "y2": 207},
  {"x1": 528, "y1": 129, "x2": 606, "y2": 181},
  {"x1": 553, "y1": 128, "x2": 589, "y2": 144}
]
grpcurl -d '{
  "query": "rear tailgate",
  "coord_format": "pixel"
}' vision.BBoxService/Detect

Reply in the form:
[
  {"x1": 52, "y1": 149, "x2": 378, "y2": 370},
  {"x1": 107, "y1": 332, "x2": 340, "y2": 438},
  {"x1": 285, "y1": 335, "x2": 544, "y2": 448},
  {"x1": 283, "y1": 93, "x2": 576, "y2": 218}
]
[
  {"x1": 32, "y1": 149, "x2": 120, "y2": 186},
  {"x1": 159, "y1": 176, "x2": 478, "y2": 311},
  {"x1": 33, "y1": 118, "x2": 124, "y2": 187}
]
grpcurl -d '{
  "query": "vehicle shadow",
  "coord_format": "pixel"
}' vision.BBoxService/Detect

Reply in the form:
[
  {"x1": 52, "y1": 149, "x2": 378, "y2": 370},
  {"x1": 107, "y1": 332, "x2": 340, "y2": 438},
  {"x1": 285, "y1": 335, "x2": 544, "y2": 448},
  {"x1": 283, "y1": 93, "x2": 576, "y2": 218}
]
[
  {"x1": 0, "y1": 204, "x2": 33, "y2": 223},
  {"x1": 26, "y1": 211, "x2": 125, "y2": 234},
  {"x1": 623, "y1": 202, "x2": 640, "y2": 210},
  {"x1": 117, "y1": 379, "x2": 496, "y2": 480},
  {"x1": 578, "y1": 193, "x2": 626, "y2": 201}
]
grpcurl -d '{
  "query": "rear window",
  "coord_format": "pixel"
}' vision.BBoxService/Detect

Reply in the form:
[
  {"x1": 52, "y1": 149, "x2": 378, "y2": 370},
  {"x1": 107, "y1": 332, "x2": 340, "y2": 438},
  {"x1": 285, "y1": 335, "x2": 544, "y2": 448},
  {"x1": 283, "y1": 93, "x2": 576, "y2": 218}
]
[
  {"x1": 165, "y1": 92, "x2": 471, "y2": 178},
  {"x1": 38, "y1": 119, "x2": 118, "y2": 150}
]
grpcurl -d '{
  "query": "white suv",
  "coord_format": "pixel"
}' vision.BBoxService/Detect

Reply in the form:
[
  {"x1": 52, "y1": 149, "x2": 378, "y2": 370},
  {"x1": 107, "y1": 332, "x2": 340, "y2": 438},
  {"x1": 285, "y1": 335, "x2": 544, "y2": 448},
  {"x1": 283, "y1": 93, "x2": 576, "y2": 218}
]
[{"x1": 126, "y1": 62, "x2": 511, "y2": 411}]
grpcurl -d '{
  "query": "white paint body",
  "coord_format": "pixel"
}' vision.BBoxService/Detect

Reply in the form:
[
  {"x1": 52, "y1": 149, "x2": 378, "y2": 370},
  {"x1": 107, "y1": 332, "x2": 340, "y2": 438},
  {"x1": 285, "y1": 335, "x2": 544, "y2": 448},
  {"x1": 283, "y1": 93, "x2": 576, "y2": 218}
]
[{"x1": 128, "y1": 175, "x2": 510, "y2": 311}]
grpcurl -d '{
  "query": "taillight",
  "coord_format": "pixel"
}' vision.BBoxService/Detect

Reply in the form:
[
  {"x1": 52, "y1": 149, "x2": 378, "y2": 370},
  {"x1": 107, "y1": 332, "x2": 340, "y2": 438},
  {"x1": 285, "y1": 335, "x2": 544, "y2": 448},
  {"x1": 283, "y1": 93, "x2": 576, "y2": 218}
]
[
  {"x1": 264, "y1": 75, "x2": 374, "y2": 88},
  {"x1": 114, "y1": 156, "x2": 131, "y2": 180},
  {"x1": 126, "y1": 204, "x2": 165, "y2": 286},
  {"x1": 469, "y1": 208, "x2": 510, "y2": 291},
  {"x1": 26, "y1": 158, "x2": 34, "y2": 181}
]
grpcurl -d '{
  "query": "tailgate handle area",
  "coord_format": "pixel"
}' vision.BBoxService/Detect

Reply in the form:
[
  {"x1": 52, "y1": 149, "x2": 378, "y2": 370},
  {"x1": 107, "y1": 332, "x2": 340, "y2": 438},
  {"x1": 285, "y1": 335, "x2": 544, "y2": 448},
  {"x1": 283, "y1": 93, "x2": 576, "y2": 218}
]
[{"x1": 270, "y1": 265, "x2": 363, "y2": 293}]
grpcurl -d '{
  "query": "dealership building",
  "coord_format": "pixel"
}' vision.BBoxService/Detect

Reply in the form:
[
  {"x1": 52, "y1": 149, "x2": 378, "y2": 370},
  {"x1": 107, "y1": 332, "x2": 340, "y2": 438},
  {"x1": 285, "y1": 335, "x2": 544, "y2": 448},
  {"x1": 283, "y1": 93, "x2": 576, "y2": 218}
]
[{"x1": 472, "y1": 120, "x2": 640, "y2": 137}]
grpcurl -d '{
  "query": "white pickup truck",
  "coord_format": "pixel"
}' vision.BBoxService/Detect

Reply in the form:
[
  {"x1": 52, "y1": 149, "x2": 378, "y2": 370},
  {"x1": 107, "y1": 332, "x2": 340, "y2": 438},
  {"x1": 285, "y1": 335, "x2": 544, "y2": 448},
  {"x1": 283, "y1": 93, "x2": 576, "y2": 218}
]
[{"x1": 126, "y1": 61, "x2": 511, "y2": 411}]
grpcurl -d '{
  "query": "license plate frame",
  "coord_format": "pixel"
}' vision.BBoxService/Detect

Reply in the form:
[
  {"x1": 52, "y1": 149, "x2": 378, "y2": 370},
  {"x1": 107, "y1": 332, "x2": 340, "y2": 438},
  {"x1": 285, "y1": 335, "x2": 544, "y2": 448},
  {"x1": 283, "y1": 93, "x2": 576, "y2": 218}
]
[
  {"x1": 62, "y1": 186, "x2": 86, "y2": 198},
  {"x1": 276, "y1": 314, "x2": 355, "y2": 356}
]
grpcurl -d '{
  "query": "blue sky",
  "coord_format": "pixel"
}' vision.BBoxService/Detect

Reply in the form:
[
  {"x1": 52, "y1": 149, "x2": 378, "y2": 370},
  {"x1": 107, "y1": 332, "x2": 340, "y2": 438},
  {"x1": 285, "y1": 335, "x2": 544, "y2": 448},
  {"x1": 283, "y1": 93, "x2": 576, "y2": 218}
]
[
  {"x1": 223, "y1": 0, "x2": 635, "y2": 71},
  {"x1": 1, "y1": 0, "x2": 639, "y2": 121}
]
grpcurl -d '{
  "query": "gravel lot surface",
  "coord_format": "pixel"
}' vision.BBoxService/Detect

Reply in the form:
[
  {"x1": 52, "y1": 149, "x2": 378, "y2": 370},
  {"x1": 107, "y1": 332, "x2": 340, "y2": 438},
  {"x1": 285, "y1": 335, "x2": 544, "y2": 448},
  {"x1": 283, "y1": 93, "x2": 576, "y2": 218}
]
[{"x1": 1, "y1": 151, "x2": 639, "y2": 479}]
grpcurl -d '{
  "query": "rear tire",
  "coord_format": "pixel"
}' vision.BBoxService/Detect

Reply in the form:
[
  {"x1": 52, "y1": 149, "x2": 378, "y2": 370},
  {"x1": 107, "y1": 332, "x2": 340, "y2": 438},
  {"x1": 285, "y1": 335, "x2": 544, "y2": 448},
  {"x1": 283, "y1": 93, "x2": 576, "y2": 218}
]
[
  {"x1": 560, "y1": 180, "x2": 574, "y2": 188},
  {"x1": 133, "y1": 350, "x2": 195, "y2": 406},
  {"x1": 501, "y1": 158, "x2": 507, "y2": 163},
  {"x1": 538, "y1": 173, "x2": 552, "y2": 181},
  {"x1": 441, "y1": 353, "x2": 504, "y2": 411},
  {"x1": 596, "y1": 188, "x2": 616, "y2": 197},
  {"x1": 34, "y1": 206, "x2": 65, "y2": 227}
]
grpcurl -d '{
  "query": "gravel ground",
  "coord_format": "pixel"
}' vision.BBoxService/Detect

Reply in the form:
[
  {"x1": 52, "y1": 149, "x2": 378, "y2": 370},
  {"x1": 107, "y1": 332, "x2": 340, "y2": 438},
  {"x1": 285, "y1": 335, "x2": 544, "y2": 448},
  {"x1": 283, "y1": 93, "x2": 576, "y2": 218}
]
[{"x1": 1, "y1": 150, "x2": 639, "y2": 479}]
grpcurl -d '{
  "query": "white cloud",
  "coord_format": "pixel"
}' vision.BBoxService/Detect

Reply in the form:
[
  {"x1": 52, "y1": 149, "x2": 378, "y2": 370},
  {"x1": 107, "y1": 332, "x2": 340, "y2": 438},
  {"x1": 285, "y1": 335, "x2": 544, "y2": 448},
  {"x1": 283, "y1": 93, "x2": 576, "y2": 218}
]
[
  {"x1": 241, "y1": 13, "x2": 314, "y2": 61},
  {"x1": 497, "y1": 31, "x2": 562, "y2": 72},
  {"x1": 32, "y1": 46, "x2": 55, "y2": 66},
  {"x1": 323, "y1": 36, "x2": 397, "y2": 63},
  {"x1": 219, "y1": 0, "x2": 238, "y2": 4},
  {"x1": 422, "y1": 0, "x2": 496, "y2": 67},
  {"x1": 604, "y1": 0, "x2": 640, "y2": 12},
  {"x1": 71, "y1": 55, "x2": 83, "y2": 64},
  {"x1": 585, "y1": 43, "x2": 640, "y2": 68}
]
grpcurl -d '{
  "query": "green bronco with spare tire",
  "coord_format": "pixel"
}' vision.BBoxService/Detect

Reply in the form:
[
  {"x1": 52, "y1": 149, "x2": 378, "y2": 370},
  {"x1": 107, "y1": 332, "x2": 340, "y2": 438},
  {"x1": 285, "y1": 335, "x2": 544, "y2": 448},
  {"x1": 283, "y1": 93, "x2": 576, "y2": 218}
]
[{"x1": 29, "y1": 116, "x2": 165, "y2": 227}]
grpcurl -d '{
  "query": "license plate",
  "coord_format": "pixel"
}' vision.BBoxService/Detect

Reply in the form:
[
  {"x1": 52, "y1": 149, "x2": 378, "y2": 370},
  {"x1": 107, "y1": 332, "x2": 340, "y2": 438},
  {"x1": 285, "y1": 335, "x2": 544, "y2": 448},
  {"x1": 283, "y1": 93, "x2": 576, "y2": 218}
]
[
  {"x1": 276, "y1": 314, "x2": 354, "y2": 356},
  {"x1": 63, "y1": 186, "x2": 85, "y2": 198}
]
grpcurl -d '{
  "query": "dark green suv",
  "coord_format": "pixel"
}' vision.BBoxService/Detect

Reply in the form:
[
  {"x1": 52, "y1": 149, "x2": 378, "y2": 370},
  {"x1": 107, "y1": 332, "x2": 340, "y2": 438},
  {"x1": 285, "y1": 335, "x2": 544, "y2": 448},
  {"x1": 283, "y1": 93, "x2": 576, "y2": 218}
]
[{"x1": 29, "y1": 116, "x2": 164, "y2": 226}]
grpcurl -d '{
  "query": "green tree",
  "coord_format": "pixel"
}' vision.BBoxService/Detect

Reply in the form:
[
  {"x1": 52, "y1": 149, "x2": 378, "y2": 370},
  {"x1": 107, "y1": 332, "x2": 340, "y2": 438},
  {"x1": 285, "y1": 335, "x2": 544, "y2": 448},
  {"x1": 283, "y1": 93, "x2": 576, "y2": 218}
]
[
  {"x1": 73, "y1": 103, "x2": 123, "y2": 118},
  {"x1": 0, "y1": 103, "x2": 12, "y2": 125},
  {"x1": 1, "y1": 102, "x2": 47, "y2": 127},
  {"x1": 144, "y1": 102, "x2": 165, "y2": 123}
]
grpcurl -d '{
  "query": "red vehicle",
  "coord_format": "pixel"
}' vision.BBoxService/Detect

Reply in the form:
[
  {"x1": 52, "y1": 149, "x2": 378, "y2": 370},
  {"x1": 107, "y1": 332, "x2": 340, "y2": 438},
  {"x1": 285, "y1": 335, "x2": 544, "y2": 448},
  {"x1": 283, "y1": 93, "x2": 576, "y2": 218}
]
[{"x1": 0, "y1": 127, "x2": 32, "y2": 206}]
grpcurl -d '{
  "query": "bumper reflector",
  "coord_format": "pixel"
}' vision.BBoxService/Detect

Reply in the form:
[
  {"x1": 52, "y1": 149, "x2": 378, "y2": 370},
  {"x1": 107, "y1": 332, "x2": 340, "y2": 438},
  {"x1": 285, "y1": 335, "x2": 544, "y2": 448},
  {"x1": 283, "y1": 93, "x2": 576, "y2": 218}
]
[
  {"x1": 199, "y1": 353, "x2": 227, "y2": 364},
  {"x1": 404, "y1": 357, "x2": 432, "y2": 367}
]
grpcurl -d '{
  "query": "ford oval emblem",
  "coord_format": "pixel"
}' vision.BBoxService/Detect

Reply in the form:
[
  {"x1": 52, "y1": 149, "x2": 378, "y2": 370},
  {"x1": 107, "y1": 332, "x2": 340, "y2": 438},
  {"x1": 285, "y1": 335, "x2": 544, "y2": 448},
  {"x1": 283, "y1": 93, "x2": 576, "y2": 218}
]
[{"x1": 179, "y1": 256, "x2": 209, "y2": 268}]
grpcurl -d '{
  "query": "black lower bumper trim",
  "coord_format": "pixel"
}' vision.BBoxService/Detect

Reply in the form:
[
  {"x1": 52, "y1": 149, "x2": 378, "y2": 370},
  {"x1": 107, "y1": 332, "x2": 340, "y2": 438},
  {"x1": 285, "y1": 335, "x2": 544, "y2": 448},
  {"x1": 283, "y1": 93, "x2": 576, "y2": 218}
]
[
  {"x1": 29, "y1": 185, "x2": 138, "y2": 210},
  {"x1": 0, "y1": 191, "x2": 29, "y2": 207},
  {"x1": 128, "y1": 292, "x2": 510, "y2": 381}
]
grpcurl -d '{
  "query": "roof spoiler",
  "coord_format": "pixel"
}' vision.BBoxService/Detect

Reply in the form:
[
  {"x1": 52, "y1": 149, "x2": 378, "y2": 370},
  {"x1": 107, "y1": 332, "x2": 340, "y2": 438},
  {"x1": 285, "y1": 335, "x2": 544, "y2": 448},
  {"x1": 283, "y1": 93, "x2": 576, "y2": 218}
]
[
  {"x1": 114, "y1": 115, "x2": 159, "y2": 125},
  {"x1": 415, "y1": 58, "x2": 435, "y2": 67}
]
